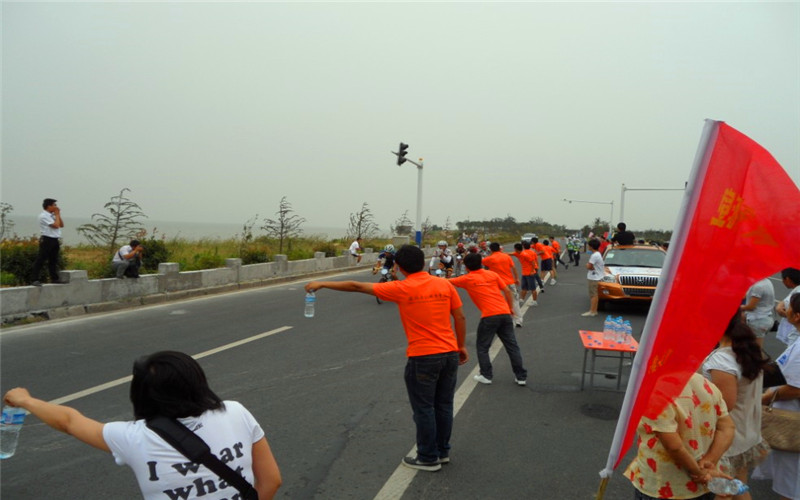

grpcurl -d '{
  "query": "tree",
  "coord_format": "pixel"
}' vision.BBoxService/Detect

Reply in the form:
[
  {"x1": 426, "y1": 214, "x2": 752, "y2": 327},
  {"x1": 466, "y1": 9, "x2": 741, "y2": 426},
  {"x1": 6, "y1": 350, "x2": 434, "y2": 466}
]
[
  {"x1": 347, "y1": 202, "x2": 379, "y2": 240},
  {"x1": 421, "y1": 217, "x2": 434, "y2": 242},
  {"x1": 0, "y1": 202, "x2": 15, "y2": 240},
  {"x1": 262, "y1": 197, "x2": 305, "y2": 254},
  {"x1": 391, "y1": 210, "x2": 413, "y2": 236},
  {"x1": 77, "y1": 188, "x2": 147, "y2": 252}
]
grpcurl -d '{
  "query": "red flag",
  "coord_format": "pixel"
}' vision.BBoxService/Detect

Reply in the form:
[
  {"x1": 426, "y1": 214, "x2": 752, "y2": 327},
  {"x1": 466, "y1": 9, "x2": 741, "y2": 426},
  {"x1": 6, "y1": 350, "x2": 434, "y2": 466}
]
[{"x1": 602, "y1": 120, "x2": 800, "y2": 474}]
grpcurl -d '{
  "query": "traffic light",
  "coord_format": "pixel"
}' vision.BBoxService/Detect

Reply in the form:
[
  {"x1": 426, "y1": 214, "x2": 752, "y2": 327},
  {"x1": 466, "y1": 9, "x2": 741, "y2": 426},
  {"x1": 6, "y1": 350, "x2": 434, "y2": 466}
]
[{"x1": 397, "y1": 143, "x2": 408, "y2": 166}]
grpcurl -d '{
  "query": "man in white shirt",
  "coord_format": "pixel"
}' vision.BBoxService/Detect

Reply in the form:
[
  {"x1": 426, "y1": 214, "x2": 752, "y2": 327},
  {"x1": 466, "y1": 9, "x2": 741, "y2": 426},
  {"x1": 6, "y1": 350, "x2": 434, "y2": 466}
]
[
  {"x1": 740, "y1": 277, "x2": 775, "y2": 346},
  {"x1": 581, "y1": 238, "x2": 604, "y2": 317},
  {"x1": 349, "y1": 237, "x2": 362, "y2": 264},
  {"x1": 776, "y1": 268, "x2": 800, "y2": 346},
  {"x1": 31, "y1": 198, "x2": 64, "y2": 286},
  {"x1": 112, "y1": 240, "x2": 144, "y2": 278}
]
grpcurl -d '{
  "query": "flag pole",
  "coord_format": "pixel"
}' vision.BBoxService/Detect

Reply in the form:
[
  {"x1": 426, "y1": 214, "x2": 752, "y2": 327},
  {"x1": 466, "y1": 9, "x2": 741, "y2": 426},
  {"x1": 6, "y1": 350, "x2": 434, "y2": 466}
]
[{"x1": 596, "y1": 120, "x2": 721, "y2": 490}]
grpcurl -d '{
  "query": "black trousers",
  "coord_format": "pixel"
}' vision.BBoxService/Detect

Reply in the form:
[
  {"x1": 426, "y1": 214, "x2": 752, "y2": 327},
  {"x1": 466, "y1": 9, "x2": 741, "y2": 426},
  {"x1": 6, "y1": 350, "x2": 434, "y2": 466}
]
[{"x1": 32, "y1": 236, "x2": 60, "y2": 282}]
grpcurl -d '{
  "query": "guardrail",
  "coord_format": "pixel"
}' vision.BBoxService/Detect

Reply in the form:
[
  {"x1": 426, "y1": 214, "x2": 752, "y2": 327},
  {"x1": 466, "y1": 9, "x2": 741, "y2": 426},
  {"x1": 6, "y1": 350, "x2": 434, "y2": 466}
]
[{"x1": 1, "y1": 250, "x2": 390, "y2": 325}]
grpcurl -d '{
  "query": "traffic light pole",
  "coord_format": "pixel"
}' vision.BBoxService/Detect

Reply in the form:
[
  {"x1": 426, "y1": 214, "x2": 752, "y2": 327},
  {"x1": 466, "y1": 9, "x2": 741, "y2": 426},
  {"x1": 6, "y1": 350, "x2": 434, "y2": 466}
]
[{"x1": 392, "y1": 147, "x2": 424, "y2": 246}]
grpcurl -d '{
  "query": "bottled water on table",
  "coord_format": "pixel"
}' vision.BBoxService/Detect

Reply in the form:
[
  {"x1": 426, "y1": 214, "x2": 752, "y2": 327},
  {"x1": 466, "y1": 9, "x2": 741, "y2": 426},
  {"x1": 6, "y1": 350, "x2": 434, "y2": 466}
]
[
  {"x1": 707, "y1": 478, "x2": 748, "y2": 495},
  {"x1": 304, "y1": 292, "x2": 316, "y2": 318},
  {"x1": 623, "y1": 320, "x2": 633, "y2": 344},
  {"x1": 603, "y1": 316, "x2": 614, "y2": 341},
  {"x1": 1, "y1": 406, "x2": 27, "y2": 459}
]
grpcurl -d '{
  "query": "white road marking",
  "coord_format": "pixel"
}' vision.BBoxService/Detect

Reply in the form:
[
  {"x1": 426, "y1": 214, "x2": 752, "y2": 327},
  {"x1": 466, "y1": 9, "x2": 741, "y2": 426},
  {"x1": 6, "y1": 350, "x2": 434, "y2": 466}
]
[{"x1": 47, "y1": 326, "x2": 293, "y2": 405}]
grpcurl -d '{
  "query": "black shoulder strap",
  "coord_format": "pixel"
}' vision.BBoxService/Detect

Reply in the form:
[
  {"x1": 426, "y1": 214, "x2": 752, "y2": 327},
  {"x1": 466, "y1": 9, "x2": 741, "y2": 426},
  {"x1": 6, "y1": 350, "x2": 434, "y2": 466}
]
[{"x1": 146, "y1": 416, "x2": 258, "y2": 500}]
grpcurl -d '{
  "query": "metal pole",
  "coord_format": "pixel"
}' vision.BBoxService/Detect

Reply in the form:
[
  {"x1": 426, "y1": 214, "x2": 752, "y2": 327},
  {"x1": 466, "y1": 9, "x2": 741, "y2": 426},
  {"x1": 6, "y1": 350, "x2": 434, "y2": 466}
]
[
  {"x1": 415, "y1": 160, "x2": 423, "y2": 246},
  {"x1": 609, "y1": 201, "x2": 614, "y2": 235},
  {"x1": 619, "y1": 183, "x2": 626, "y2": 223}
]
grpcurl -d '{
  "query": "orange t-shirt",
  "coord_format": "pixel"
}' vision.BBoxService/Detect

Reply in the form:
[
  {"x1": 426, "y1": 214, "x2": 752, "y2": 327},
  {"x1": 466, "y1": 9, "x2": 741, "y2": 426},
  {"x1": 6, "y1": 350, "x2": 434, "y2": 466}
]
[
  {"x1": 551, "y1": 240, "x2": 561, "y2": 253},
  {"x1": 373, "y1": 272, "x2": 462, "y2": 357},
  {"x1": 540, "y1": 245, "x2": 555, "y2": 260},
  {"x1": 525, "y1": 249, "x2": 539, "y2": 270},
  {"x1": 481, "y1": 251, "x2": 516, "y2": 286},
  {"x1": 533, "y1": 242, "x2": 546, "y2": 257},
  {"x1": 513, "y1": 250, "x2": 536, "y2": 275},
  {"x1": 449, "y1": 269, "x2": 511, "y2": 318}
]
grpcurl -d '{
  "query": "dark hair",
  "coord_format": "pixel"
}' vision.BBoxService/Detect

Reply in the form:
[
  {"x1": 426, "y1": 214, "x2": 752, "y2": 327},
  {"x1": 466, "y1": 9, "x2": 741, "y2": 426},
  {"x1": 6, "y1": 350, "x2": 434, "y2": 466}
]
[
  {"x1": 464, "y1": 252, "x2": 482, "y2": 271},
  {"x1": 489, "y1": 242, "x2": 500, "y2": 252},
  {"x1": 790, "y1": 292, "x2": 800, "y2": 317},
  {"x1": 513, "y1": 243, "x2": 523, "y2": 252},
  {"x1": 725, "y1": 312, "x2": 769, "y2": 381},
  {"x1": 130, "y1": 239, "x2": 140, "y2": 247},
  {"x1": 531, "y1": 237, "x2": 539, "y2": 244},
  {"x1": 588, "y1": 239, "x2": 601, "y2": 250},
  {"x1": 130, "y1": 351, "x2": 224, "y2": 420},
  {"x1": 394, "y1": 244, "x2": 424, "y2": 273},
  {"x1": 782, "y1": 268, "x2": 800, "y2": 285},
  {"x1": 617, "y1": 222, "x2": 627, "y2": 231},
  {"x1": 522, "y1": 241, "x2": 531, "y2": 250},
  {"x1": 43, "y1": 198, "x2": 57, "y2": 210},
  {"x1": 543, "y1": 239, "x2": 550, "y2": 246}
]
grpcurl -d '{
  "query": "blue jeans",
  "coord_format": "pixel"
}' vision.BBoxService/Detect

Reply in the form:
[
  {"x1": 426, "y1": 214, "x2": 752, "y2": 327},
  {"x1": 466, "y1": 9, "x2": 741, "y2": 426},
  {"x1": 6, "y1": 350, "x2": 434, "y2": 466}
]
[
  {"x1": 476, "y1": 314, "x2": 527, "y2": 380},
  {"x1": 404, "y1": 352, "x2": 459, "y2": 462}
]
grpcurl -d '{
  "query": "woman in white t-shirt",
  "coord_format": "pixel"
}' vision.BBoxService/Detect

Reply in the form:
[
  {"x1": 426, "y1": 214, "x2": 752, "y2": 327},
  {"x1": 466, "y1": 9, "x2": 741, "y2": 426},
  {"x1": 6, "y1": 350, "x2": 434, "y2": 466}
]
[
  {"x1": 702, "y1": 313, "x2": 771, "y2": 500},
  {"x1": 3, "y1": 351, "x2": 282, "y2": 500}
]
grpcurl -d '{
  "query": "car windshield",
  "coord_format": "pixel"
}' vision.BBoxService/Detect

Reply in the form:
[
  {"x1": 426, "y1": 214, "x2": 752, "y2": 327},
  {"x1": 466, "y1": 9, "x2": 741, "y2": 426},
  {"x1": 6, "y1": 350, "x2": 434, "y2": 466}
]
[{"x1": 603, "y1": 248, "x2": 665, "y2": 268}]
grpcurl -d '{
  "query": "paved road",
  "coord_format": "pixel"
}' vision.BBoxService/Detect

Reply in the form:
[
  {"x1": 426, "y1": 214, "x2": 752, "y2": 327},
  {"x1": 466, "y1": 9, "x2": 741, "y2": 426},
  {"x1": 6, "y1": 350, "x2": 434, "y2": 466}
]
[{"x1": 0, "y1": 263, "x2": 784, "y2": 499}]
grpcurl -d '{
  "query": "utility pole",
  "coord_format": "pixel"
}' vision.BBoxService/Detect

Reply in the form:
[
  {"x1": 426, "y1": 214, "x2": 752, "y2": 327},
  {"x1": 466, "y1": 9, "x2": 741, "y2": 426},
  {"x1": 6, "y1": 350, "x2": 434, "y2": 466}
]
[{"x1": 392, "y1": 143, "x2": 424, "y2": 246}]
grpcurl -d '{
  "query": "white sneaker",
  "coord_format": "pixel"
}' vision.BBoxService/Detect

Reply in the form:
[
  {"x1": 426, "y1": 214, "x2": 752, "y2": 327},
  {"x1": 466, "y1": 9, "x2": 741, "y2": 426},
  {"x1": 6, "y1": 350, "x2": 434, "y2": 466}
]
[
  {"x1": 474, "y1": 374, "x2": 492, "y2": 385},
  {"x1": 515, "y1": 379, "x2": 527, "y2": 386},
  {"x1": 581, "y1": 311, "x2": 598, "y2": 317},
  {"x1": 550, "y1": 279, "x2": 557, "y2": 285},
  {"x1": 532, "y1": 300, "x2": 538, "y2": 306}
]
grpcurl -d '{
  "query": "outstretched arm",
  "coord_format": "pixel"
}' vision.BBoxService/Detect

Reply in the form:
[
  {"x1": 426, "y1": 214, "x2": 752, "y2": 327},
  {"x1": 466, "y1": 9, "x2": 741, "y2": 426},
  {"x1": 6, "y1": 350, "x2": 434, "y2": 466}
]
[
  {"x1": 305, "y1": 281, "x2": 375, "y2": 296},
  {"x1": 4, "y1": 388, "x2": 109, "y2": 452}
]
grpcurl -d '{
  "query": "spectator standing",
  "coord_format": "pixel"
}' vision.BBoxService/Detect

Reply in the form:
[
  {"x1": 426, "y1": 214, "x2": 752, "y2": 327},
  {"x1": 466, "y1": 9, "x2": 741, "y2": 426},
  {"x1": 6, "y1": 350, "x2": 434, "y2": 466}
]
[
  {"x1": 581, "y1": 239, "x2": 604, "y2": 317},
  {"x1": 305, "y1": 245, "x2": 468, "y2": 471},
  {"x1": 623, "y1": 373, "x2": 735, "y2": 499},
  {"x1": 753, "y1": 292, "x2": 800, "y2": 500},
  {"x1": 112, "y1": 239, "x2": 144, "y2": 279},
  {"x1": 31, "y1": 198, "x2": 64, "y2": 286},
  {"x1": 3, "y1": 351, "x2": 282, "y2": 499},
  {"x1": 612, "y1": 222, "x2": 636, "y2": 246},
  {"x1": 701, "y1": 312, "x2": 771, "y2": 500},
  {"x1": 740, "y1": 277, "x2": 776, "y2": 347},
  {"x1": 450, "y1": 253, "x2": 528, "y2": 386},
  {"x1": 349, "y1": 237, "x2": 362, "y2": 264},
  {"x1": 483, "y1": 242, "x2": 523, "y2": 327},
  {"x1": 775, "y1": 268, "x2": 800, "y2": 346}
]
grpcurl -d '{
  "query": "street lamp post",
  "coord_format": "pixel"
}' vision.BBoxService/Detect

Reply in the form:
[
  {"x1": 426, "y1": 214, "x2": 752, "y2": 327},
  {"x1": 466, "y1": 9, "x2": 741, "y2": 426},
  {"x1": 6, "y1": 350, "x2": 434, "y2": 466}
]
[
  {"x1": 619, "y1": 183, "x2": 686, "y2": 223},
  {"x1": 562, "y1": 198, "x2": 614, "y2": 235}
]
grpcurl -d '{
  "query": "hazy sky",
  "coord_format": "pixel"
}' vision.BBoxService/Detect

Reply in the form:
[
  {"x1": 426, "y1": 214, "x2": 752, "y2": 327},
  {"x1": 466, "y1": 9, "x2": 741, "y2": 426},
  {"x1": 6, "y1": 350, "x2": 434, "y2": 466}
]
[{"x1": 3, "y1": 1, "x2": 799, "y2": 235}]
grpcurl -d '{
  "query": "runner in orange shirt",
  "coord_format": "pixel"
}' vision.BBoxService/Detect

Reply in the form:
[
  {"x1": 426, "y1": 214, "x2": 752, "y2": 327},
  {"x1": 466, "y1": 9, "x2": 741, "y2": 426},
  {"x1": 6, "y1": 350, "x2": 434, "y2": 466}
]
[
  {"x1": 512, "y1": 242, "x2": 539, "y2": 306},
  {"x1": 482, "y1": 242, "x2": 523, "y2": 327},
  {"x1": 305, "y1": 245, "x2": 467, "y2": 472},
  {"x1": 539, "y1": 240, "x2": 556, "y2": 285},
  {"x1": 550, "y1": 237, "x2": 568, "y2": 271},
  {"x1": 450, "y1": 253, "x2": 528, "y2": 386}
]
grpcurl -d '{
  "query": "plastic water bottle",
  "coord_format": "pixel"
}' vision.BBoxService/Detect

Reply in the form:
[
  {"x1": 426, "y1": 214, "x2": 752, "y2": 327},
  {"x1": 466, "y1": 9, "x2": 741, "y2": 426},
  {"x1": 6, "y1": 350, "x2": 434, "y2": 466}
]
[
  {"x1": 1, "y1": 406, "x2": 27, "y2": 459},
  {"x1": 603, "y1": 316, "x2": 614, "y2": 341},
  {"x1": 623, "y1": 320, "x2": 633, "y2": 345},
  {"x1": 707, "y1": 478, "x2": 749, "y2": 495},
  {"x1": 304, "y1": 292, "x2": 316, "y2": 318}
]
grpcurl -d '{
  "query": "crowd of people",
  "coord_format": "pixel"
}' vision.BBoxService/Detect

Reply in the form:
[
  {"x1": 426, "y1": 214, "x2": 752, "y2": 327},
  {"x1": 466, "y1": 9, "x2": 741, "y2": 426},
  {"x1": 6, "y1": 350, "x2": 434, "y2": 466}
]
[{"x1": 8, "y1": 212, "x2": 800, "y2": 499}]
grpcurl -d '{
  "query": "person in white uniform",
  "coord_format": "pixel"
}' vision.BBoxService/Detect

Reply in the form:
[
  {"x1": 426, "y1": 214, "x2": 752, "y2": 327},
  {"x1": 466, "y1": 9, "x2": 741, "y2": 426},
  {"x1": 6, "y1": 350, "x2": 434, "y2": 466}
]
[{"x1": 31, "y1": 197, "x2": 64, "y2": 285}]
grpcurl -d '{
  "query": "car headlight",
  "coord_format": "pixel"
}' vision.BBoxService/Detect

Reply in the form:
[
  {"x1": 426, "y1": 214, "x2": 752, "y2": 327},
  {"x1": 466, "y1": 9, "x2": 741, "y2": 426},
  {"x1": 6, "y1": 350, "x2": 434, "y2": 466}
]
[{"x1": 601, "y1": 275, "x2": 616, "y2": 283}]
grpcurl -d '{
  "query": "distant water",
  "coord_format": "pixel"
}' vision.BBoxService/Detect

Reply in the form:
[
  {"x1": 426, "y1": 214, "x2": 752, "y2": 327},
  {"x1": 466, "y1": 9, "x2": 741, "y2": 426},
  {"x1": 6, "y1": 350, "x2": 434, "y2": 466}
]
[{"x1": 7, "y1": 215, "x2": 350, "y2": 243}]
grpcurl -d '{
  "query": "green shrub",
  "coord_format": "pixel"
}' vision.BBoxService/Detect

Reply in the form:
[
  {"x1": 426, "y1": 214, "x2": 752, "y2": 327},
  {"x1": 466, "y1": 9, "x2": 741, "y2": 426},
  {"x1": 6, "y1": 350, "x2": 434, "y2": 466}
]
[
  {"x1": 141, "y1": 237, "x2": 170, "y2": 272},
  {"x1": 240, "y1": 248, "x2": 270, "y2": 265},
  {"x1": 185, "y1": 251, "x2": 225, "y2": 271},
  {"x1": 0, "y1": 236, "x2": 68, "y2": 285}
]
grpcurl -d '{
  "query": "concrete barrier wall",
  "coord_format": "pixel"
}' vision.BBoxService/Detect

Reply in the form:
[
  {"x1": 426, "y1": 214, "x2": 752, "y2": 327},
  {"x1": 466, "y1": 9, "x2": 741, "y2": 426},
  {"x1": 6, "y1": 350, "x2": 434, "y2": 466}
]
[{"x1": 0, "y1": 242, "x2": 427, "y2": 325}]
